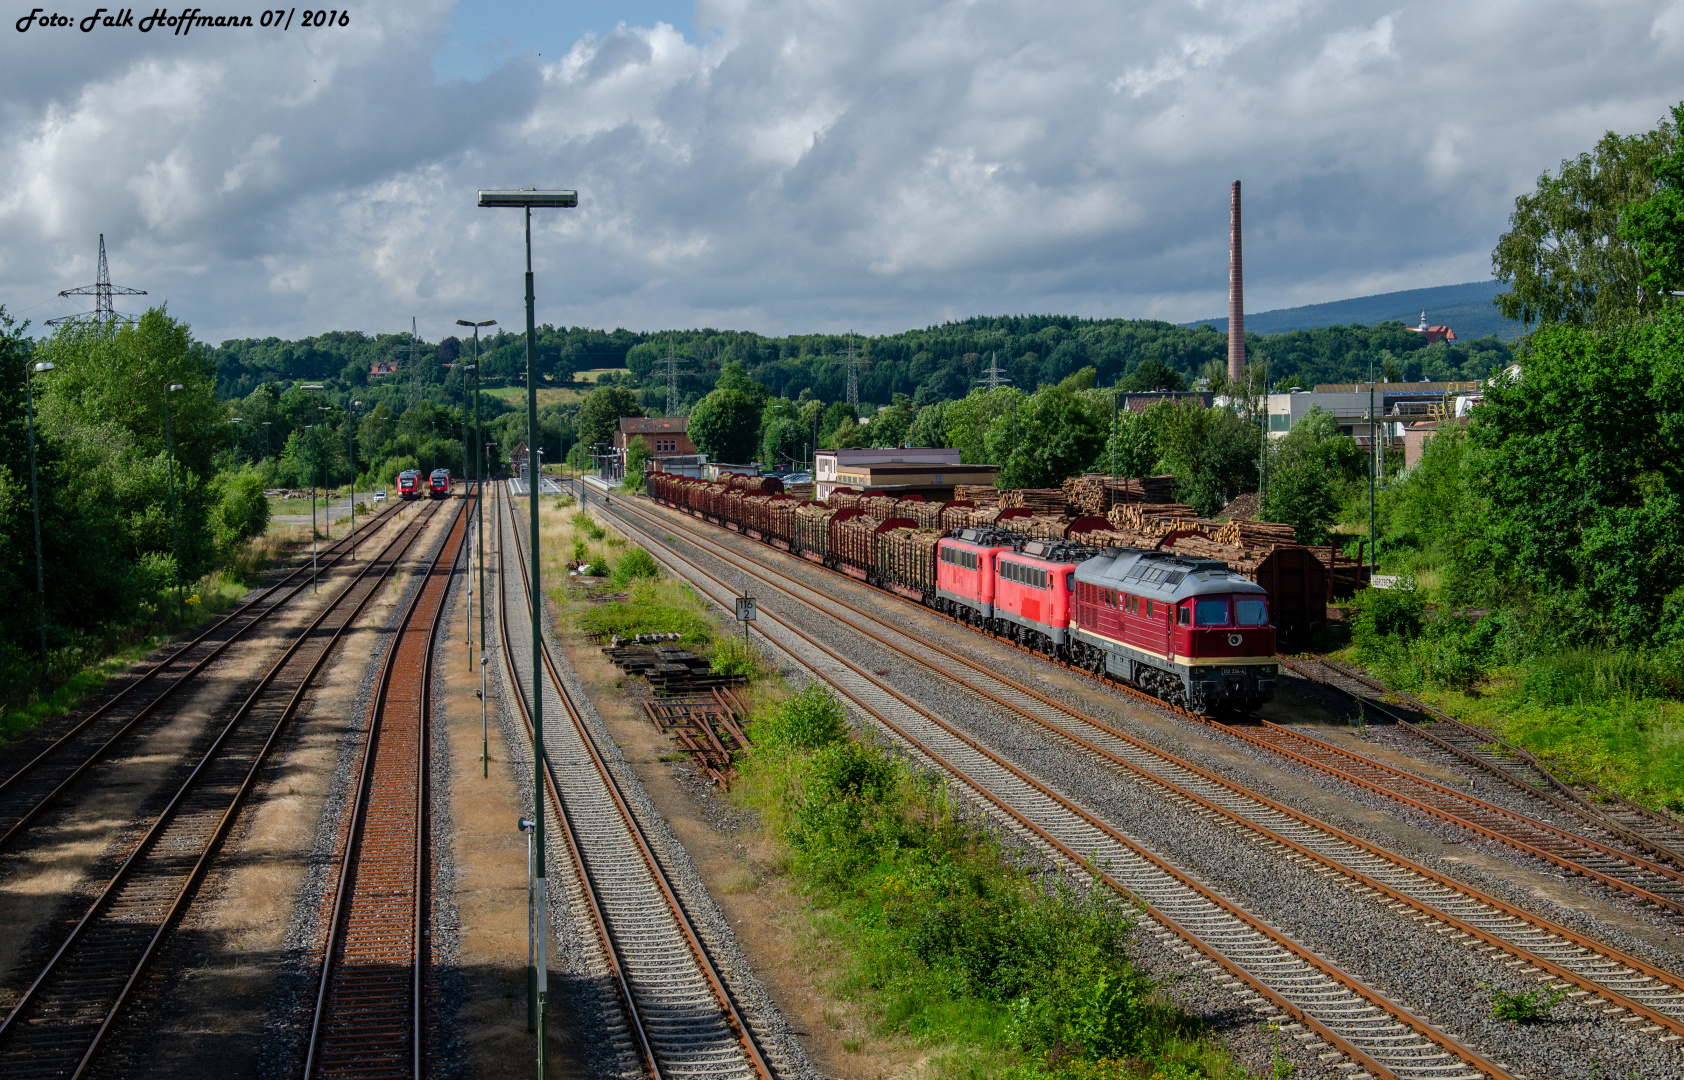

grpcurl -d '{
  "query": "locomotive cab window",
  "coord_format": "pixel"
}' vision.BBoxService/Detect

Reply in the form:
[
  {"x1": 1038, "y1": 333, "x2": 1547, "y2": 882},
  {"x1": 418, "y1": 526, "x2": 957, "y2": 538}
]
[
  {"x1": 1178, "y1": 605, "x2": 1191, "y2": 626},
  {"x1": 1235, "y1": 598, "x2": 1268, "y2": 626},
  {"x1": 1195, "y1": 599, "x2": 1230, "y2": 626}
]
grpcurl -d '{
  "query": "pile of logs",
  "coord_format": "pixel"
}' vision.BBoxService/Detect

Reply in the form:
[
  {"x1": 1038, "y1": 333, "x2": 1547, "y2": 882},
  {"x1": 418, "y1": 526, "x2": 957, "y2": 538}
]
[
  {"x1": 999, "y1": 488, "x2": 1068, "y2": 514},
  {"x1": 860, "y1": 494, "x2": 901, "y2": 521},
  {"x1": 954, "y1": 485, "x2": 1001, "y2": 507},
  {"x1": 1107, "y1": 503, "x2": 1203, "y2": 535},
  {"x1": 1212, "y1": 519, "x2": 1297, "y2": 545},
  {"x1": 1061, "y1": 474, "x2": 1177, "y2": 515}
]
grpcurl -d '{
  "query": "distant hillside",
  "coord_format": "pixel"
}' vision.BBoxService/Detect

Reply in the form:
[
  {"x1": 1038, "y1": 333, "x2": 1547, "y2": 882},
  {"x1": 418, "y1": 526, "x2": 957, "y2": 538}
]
[{"x1": 1187, "y1": 280, "x2": 1524, "y2": 341}]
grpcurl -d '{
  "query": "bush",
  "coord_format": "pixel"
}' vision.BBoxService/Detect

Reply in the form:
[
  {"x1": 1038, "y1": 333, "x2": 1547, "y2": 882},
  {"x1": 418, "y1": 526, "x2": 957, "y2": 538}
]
[
  {"x1": 1350, "y1": 583, "x2": 1425, "y2": 646},
  {"x1": 709, "y1": 635, "x2": 763, "y2": 680},
  {"x1": 1520, "y1": 649, "x2": 1675, "y2": 706},
  {"x1": 753, "y1": 683, "x2": 848, "y2": 752},
  {"x1": 611, "y1": 546, "x2": 660, "y2": 586}
]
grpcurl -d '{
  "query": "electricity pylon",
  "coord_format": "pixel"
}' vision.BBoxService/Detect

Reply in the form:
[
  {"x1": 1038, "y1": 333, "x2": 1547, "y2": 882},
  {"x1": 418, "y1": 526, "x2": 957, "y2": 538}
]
[{"x1": 49, "y1": 234, "x2": 146, "y2": 326}]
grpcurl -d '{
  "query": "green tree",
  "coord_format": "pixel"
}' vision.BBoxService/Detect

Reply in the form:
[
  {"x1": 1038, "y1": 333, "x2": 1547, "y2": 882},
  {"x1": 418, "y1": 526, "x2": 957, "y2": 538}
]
[
  {"x1": 906, "y1": 400, "x2": 947, "y2": 447},
  {"x1": 871, "y1": 400, "x2": 917, "y2": 447},
  {"x1": 1148, "y1": 401, "x2": 1259, "y2": 516},
  {"x1": 1493, "y1": 108, "x2": 1679, "y2": 329},
  {"x1": 689, "y1": 388, "x2": 761, "y2": 463},
  {"x1": 208, "y1": 465, "x2": 271, "y2": 554},
  {"x1": 1622, "y1": 101, "x2": 1684, "y2": 302},
  {"x1": 943, "y1": 387, "x2": 1019, "y2": 464},
  {"x1": 623, "y1": 436, "x2": 651, "y2": 491},
  {"x1": 983, "y1": 384, "x2": 1103, "y2": 488},
  {"x1": 576, "y1": 384, "x2": 642, "y2": 457},
  {"x1": 1473, "y1": 303, "x2": 1684, "y2": 644},
  {"x1": 1091, "y1": 406, "x2": 1159, "y2": 479},
  {"x1": 1259, "y1": 406, "x2": 1363, "y2": 544}
]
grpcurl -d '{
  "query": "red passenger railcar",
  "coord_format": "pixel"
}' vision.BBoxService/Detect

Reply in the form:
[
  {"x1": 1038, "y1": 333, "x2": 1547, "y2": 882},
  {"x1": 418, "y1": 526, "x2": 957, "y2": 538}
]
[{"x1": 398, "y1": 470, "x2": 421, "y2": 500}]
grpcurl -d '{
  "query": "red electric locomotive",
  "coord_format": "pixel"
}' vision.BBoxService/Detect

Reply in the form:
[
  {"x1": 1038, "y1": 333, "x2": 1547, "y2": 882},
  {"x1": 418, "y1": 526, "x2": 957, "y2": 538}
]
[
  {"x1": 429, "y1": 469, "x2": 452, "y2": 498},
  {"x1": 933, "y1": 528, "x2": 1017, "y2": 626},
  {"x1": 397, "y1": 469, "x2": 421, "y2": 500},
  {"x1": 1069, "y1": 547, "x2": 1276, "y2": 712}
]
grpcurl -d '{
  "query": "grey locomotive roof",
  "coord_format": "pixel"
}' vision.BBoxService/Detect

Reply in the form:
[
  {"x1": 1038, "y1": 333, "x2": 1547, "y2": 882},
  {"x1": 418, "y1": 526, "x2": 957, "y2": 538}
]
[{"x1": 1074, "y1": 547, "x2": 1264, "y2": 602}]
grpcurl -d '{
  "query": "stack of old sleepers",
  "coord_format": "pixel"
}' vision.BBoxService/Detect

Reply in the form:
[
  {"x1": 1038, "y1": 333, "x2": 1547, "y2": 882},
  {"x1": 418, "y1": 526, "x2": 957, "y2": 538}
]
[
  {"x1": 643, "y1": 686, "x2": 753, "y2": 788},
  {"x1": 1212, "y1": 517, "x2": 1297, "y2": 545},
  {"x1": 877, "y1": 526, "x2": 941, "y2": 599},
  {"x1": 955, "y1": 484, "x2": 1000, "y2": 507},
  {"x1": 765, "y1": 497, "x2": 800, "y2": 548},
  {"x1": 831, "y1": 513, "x2": 882, "y2": 576},
  {"x1": 999, "y1": 488, "x2": 1068, "y2": 514},
  {"x1": 794, "y1": 503, "x2": 838, "y2": 558},
  {"x1": 603, "y1": 642, "x2": 746, "y2": 695},
  {"x1": 860, "y1": 494, "x2": 901, "y2": 521}
]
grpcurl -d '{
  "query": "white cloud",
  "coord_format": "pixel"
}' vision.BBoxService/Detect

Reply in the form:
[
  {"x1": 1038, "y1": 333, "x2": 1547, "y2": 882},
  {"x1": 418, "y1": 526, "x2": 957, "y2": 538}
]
[{"x1": 2, "y1": 0, "x2": 1682, "y2": 342}]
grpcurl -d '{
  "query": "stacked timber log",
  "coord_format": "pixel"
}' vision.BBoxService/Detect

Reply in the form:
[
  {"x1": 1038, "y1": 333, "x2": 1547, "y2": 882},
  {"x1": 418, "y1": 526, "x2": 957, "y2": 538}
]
[
  {"x1": 860, "y1": 494, "x2": 901, "y2": 521},
  {"x1": 829, "y1": 489, "x2": 864, "y2": 510},
  {"x1": 955, "y1": 485, "x2": 1000, "y2": 507},
  {"x1": 938, "y1": 501, "x2": 976, "y2": 532},
  {"x1": 877, "y1": 527, "x2": 941, "y2": 593},
  {"x1": 765, "y1": 498, "x2": 800, "y2": 543},
  {"x1": 1061, "y1": 474, "x2": 1177, "y2": 516},
  {"x1": 900, "y1": 500, "x2": 945, "y2": 529},
  {"x1": 794, "y1": 503, "x2": 838, "y2": 554},
  {"x1": 997, "y1": 513, "x2": 1073, "y2": 539},
  {"x1": 1212, "y1": 518, "x2": 1297, "y2": 545},
  {"x1": 950, "y1": 506, "x2": 1007, "y2": 530},
  {"x1": 1106, "y1": 503, "x2": 1204, "y2": 536},
  {"x1": 832, "y1": 513, "x2": 881, "y2": 569},
  {"x1": 1067, "y1": 526, "x2": 1157, "y2": 550},
  {"x1": 737, "y1": 475, "x2": 784, "y2": 493},
  {"x1": 784, "y1": 483, "x2": 815, "y2": 502},
  {"x1": 999, "y1": 488, "x2": 1068, "y2": 514}
]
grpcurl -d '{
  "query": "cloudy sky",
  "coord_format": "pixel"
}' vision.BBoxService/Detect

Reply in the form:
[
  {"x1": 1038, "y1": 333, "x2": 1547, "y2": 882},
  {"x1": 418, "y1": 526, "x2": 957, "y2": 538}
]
[{"x1": 3, "y1": 0, "x2": 1682, "y2": 345}]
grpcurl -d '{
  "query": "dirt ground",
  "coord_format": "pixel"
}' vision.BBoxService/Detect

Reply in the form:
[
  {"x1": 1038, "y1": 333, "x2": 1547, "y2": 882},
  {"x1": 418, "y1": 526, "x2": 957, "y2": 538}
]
[{"x1": 78, "y1": 498, "x2": 456, "y2": 1078}]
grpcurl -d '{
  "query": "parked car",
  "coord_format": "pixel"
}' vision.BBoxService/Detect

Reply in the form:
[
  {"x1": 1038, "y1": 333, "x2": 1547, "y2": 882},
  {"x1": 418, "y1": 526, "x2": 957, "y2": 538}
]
[{"x1": 373, "y1": 490, "x2": 387, "y2": 502}]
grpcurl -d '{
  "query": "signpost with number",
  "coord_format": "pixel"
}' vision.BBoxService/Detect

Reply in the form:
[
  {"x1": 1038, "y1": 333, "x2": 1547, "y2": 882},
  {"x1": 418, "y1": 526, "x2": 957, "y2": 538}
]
[{"x1": 735, "y1": 593, "x2": 757, "y2": 650}]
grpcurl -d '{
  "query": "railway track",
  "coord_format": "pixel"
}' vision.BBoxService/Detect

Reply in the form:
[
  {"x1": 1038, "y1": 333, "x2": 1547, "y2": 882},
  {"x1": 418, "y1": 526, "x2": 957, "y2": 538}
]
[
  {"x1": 595, "y1": 489, "x2": 1684, "y2": 1044},
  {"x1": 617, "y1": 485, "x2": 1684, "y2": 922},
  {"x1": 496, "y1": 483, "x2": 775, "y2": 1080},
  {"x1": 587, "y1": 485, "x2": 1523, "y2": 1080},
  {"x1": 301, "y1": 492, "x2": 469, "y2": 1080},
  {"x1": 0, "y1": 499, "x2": 406, "y2": 853},
  {"x1": 1284, "y1": 654, "x2": 1684, "y2": 866},
  {"x1": 0, "y1": 497, "x2": 446, "y2": 1080}
]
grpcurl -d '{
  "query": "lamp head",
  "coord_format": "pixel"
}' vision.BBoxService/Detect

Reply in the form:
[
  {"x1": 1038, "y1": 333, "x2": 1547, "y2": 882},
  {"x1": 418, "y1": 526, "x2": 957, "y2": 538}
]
[
  {"x1": 33, "y1": 361, "x2": 53, "y2": 373},
  {"x1": 478, "y1": 189, "x2": 577, "y2": 208},
  {"x1": 168, "y1": 382, "x2": 184, "y2": 392}
]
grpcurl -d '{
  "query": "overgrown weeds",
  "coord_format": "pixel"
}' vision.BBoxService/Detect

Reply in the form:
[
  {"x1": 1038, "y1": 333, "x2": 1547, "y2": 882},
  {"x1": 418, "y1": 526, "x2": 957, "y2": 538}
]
[{"x1": 733, "y1": 685, "x2": 1242, "y2": 1078}]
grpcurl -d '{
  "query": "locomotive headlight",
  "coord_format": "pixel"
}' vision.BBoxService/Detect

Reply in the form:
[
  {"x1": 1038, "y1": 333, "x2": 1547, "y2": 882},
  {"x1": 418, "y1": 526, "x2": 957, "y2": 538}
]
[
  {"x1": 1191, "y1": 666, "x2": 1209, "y2": 677},
  {"x1": 1259, "y1": 665, "x2": 1276, "y2": 675}
]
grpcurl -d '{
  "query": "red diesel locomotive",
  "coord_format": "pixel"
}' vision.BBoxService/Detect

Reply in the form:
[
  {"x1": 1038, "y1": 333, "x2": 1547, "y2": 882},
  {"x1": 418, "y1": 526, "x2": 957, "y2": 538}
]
[{"x1": 644, "y1": 471, "x2": 1277, "y2": 714}]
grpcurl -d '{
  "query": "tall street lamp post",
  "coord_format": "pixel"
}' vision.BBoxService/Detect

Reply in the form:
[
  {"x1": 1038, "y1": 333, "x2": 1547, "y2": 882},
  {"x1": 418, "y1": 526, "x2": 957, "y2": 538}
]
[
  {"x1": 456, "y1": 318, "x2": 496, "y2": 749},
  {"x1": 163, "y1": 381, "x2": 186, "y2": 620},
  {"x1": 346, "y1": 400, "x2": 362, "y2": 560},
  {"x1": 261, "y1": 420, "x2": 271, "y2": 461},
  {"x1": 478, "y1": 186, "x2": 576, "y2": 1077},
  {"x1": 231, "y1": 416, "x2": 243, "y2": 464},
  {"x1": 26, "y1": 360, "x2": 54, "y2": 678},
  {"x1": 302, "y1": 385, "x2": 326, "y2": 591}
]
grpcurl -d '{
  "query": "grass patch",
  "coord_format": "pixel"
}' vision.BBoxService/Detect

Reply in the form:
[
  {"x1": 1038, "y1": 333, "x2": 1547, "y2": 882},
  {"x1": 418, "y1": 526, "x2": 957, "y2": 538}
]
[
  {"x1": 574, "y1": 580, "x2": 715, "y2": 643},
  {"x1": 732, "y1": 686, "x2": 1244, "y2": 1079}
]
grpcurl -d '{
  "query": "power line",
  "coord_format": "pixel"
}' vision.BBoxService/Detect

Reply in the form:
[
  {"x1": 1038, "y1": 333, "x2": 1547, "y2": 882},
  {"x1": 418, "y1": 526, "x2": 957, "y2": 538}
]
[
  {"x1": 830, "y1": 332, "x2": 866, "y2": 410},
  {"x1": 48, "y1": 234, "x2": 146, "y2": 326}
]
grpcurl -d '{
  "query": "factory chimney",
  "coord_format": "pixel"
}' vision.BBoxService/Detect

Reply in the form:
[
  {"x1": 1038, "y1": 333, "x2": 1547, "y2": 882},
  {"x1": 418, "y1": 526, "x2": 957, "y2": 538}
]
[{"x1": 1228, "y1": 180, "x2": 1244, "y2": 386}]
